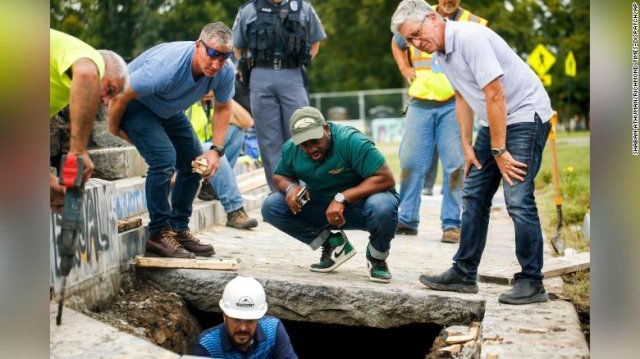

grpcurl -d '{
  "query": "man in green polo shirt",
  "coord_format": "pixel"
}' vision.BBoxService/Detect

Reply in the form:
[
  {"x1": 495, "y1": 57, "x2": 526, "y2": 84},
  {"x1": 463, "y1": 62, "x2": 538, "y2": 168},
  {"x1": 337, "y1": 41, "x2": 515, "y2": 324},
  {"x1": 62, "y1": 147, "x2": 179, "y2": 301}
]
[
  {"x1": 49, "y1": 29, "x2": 128, "y2": 212},
  {"x1": 261, "y1": 106, "x2": 399, "y2": 283}
]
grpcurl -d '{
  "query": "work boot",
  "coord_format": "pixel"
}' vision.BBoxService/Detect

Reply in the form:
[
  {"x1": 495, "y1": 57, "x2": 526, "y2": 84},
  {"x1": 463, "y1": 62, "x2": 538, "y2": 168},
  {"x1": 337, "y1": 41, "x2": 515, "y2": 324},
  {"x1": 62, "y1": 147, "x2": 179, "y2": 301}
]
[
  {"x1": 498, "y1": 279, "x2": 548, "y2": 305},
  {"x1": 366, "y1": 247, "x2": 391, "y2": 283},
  {"x1": 226, "y1": 207, "x2": 258, "y2": 229},
  {"x1": 146, "y1": 227, "x2": 195, "y2": 258},
  {"x1": 396, "y1": 223, "x2": 418, "y2": 236},
  {"x1": 310, "y1": 232, "x2": 357, "y2": 273},
  {"x1": 197, "y1": 180, "x2": 218, "y2": 201},
  {"x1": 175, "y1": 229, "x2": 215, "y2": 257},
  {"x1": 441, "y1": 227, "x2": 461, "y2": 243},
  {"x1": 419, "y1": 267, "x2": 479, "y2": 293}
]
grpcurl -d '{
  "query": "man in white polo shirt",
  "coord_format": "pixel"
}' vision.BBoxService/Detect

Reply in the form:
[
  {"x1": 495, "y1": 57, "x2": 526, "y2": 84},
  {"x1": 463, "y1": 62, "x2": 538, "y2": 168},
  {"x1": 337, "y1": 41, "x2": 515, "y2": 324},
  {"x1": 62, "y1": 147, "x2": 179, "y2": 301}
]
[{"x1": 391, "y1": 0, "x2": 553, "y2": 305}]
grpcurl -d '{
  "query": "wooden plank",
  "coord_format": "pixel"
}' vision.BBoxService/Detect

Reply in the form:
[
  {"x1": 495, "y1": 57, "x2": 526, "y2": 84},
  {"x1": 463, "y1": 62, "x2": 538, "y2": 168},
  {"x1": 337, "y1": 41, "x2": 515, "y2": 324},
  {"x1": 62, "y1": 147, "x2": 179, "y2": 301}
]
[
  {"x1": 479, "y1": 252, "x2": 590, "y2": 285},
  {"x1": 135, "y1": 255, "x2": 238, "y2": 271},
  {"x1": 438, "y1": 344, "x2": 461, "y2": 354},
  {"x1": 238, "y1": 175, "x2": 267, "y2": 194},
  {"x1": 117, "y1": 217, "x2": 143, "y2": 233},
  {"x1": 236, "y1": 168, "x2": 265, "y2": 183},
  {"x1": 445, "y1": 326, "x2": 478, "y2": 344}
]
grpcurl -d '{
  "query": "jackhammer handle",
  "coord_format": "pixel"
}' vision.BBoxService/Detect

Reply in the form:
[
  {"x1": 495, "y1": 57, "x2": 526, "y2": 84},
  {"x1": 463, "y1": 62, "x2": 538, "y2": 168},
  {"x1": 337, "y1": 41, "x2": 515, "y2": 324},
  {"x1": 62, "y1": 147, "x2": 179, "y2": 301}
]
[{"x1": 59, "y1": 154, "x2": 84, "y2": 189}]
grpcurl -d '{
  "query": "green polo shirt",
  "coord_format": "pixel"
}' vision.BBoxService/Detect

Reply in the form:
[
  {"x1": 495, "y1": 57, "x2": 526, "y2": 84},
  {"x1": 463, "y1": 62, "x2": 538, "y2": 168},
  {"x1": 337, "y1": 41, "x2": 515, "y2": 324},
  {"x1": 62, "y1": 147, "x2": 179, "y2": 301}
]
[
  {"x1": 275, "y1": 123, "x2": 391, "y2": 202},
  {"x1": 50, "y1": 29, "x2": 105, "y2": 118}
]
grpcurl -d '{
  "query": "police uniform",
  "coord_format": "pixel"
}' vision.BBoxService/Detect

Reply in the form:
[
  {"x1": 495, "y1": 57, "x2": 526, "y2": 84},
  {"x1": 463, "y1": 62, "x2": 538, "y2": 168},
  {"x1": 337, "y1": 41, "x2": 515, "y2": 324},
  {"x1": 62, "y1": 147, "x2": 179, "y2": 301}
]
[
  {"x1": 233, "y1": 0, "x2": 326, "y2": 191},
  {"x1": 395, "y1": 6, "x2": 487, "y2": 236}
]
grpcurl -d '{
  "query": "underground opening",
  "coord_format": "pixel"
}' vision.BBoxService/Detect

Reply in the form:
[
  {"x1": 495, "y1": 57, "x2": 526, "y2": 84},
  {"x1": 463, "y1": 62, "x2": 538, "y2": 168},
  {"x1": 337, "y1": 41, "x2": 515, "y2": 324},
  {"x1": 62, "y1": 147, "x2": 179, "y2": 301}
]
[{"x1": 189, "y1": 305, "x2": 443, "y2": 359}]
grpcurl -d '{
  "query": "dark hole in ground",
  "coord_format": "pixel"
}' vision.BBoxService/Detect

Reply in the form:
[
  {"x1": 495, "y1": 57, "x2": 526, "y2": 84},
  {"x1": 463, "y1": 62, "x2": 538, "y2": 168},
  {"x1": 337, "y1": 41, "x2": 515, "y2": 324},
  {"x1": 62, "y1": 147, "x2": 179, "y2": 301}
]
[{"x1": 190, "y1": 305, "x2": 442, "y2": 359}]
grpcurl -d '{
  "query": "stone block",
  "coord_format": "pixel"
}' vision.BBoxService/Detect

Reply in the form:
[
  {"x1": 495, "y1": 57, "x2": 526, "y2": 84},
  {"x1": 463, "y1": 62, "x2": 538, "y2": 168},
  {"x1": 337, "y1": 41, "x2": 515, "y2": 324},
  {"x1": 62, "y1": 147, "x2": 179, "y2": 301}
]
[
  {"x1": 141, "y1": 271, "x2": 486, "y2": 328},
  {"x1": 89, "y1": 146, "x2": 147, "y2": 180},
  {"x1": 90, "y1": 121, "x2": 130, "y2": 148}
]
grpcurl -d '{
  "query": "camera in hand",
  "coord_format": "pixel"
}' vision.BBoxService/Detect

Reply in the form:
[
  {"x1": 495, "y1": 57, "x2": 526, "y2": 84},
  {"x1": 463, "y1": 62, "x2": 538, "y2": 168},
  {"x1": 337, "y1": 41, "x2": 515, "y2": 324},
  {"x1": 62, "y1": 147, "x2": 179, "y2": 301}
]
[{"x1": 296, "y1": 186, "x2": 309, "y2": 207}]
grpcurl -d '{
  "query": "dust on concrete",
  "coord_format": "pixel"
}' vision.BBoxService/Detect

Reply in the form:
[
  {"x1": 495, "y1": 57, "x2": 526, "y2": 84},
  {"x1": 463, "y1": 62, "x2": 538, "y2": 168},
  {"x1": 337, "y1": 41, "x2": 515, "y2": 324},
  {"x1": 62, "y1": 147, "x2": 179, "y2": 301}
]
[{"x1": 81, "y1": 273, "x2": 202, "y2": 355}]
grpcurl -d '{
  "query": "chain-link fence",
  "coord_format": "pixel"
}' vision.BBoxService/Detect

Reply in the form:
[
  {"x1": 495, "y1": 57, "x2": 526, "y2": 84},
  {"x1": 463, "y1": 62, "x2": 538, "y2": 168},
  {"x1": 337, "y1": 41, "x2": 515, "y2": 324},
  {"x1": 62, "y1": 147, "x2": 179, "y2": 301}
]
[{"x1": 310, "y1": 88, "x2": 409, "y2": 142}]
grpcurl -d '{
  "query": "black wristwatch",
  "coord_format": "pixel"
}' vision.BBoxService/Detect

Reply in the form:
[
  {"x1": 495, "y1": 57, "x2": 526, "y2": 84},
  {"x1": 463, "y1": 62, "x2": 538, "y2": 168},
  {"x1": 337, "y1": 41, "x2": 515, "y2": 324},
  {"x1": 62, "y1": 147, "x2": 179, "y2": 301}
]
[
  {"x1": 491, "y1": 147, "x2": 506, "y2": 157},
  {"x1": 210, "y1": 145, "x2": 225, "y2": 157}
]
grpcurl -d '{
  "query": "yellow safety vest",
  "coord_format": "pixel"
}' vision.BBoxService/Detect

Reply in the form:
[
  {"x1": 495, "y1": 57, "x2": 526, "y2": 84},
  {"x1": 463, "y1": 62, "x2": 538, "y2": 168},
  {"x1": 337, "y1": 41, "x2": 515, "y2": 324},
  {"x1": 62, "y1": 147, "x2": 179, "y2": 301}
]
[
  {"x1": 186, "y1": 102, "x2": 212, "y2": 143},
  {"x1": 408, "y1": 7, "x2": 488, "y2": 101}
]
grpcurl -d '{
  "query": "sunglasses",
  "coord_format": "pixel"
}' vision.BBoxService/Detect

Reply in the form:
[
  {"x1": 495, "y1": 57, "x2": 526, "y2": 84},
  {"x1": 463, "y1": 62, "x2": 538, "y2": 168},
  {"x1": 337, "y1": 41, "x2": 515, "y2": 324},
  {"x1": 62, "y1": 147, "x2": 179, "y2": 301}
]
[{"x1": 199, "y1": 40, "x2": 233, "y2": 59}]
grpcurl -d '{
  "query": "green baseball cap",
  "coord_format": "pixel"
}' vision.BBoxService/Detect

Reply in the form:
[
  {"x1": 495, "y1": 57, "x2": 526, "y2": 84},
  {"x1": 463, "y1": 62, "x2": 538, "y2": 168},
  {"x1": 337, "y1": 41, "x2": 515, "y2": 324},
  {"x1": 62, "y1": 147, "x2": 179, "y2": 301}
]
[{"x1": 290, "y1": 106, "x2": 326, "y2": 145}]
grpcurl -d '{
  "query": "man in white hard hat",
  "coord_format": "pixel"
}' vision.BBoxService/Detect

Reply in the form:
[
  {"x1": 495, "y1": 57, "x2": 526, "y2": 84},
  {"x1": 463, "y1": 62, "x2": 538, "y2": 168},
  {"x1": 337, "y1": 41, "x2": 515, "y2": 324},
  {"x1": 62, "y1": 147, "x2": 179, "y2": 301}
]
[{"x1": 192, "y1": 276, "x2": 297, "y2": 358}]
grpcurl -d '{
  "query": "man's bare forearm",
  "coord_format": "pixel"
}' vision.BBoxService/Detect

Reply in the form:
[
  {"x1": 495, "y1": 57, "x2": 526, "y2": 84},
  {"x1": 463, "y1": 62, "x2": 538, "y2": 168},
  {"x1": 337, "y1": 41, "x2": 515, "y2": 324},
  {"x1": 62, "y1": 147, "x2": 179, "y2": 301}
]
[
  {"x1": 211, "y1": 101, "x2": 232, "y2": 148},
  {"x1": 107, "y1": 87, "x2": 136, "y2": 140},
  {"x1": 273, "y1": 174, "x2": 299, "y2": 194},
  {"x1": 68, "y1": 59, "x2": 101, "y2": 154},
  {"x1": 455, "y1": 91, "x2": 475, "y2": 151},
  {"x1": 342, "y1": 164, "x2": 395, "y2": 203},
  {"x1": 310, "y1": 42, "x2": 320, "y2": 60},
  {"x1": 483, "y1": 79, "x2": 507, "y2": 149}
]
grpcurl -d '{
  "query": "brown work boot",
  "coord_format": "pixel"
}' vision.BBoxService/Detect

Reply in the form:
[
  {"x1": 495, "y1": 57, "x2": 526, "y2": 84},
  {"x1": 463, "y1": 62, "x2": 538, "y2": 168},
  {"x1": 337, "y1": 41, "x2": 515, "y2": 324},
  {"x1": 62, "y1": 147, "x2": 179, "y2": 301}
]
[
  {"x1": 226, "y1": 207, "x2": 258, "y2": 229},
  {"x1": 146, "y1": 227, "x2": 195, "y2": 258},
  {"x1": 175, "y1": 229, "x2": 215, "y2": 257},
  {"x1": 441, "y1": 227, "x2": 461, "y2": 243},
  {"x1": 396, "y1": 223, "x2": 418, "y2": 236}
]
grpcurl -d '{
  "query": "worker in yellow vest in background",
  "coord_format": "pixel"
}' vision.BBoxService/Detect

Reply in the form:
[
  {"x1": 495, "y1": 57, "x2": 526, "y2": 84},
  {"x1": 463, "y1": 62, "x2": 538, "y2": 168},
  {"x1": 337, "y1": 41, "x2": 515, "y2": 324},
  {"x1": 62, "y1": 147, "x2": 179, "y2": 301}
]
[
  {"x1": 391, "y1": 0, "x2": 487, "y2": 242},
  {"x1": 184, "y1": 90, "x2": 258, "y2": 229}
]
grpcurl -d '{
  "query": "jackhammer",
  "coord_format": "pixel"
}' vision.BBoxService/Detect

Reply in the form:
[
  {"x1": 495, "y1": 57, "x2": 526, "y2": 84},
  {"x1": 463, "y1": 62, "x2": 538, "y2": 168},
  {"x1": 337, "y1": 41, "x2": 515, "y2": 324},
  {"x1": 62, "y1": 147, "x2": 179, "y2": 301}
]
[{"x1": 55, "y1": 154, "x2": 85, "y2": 325}]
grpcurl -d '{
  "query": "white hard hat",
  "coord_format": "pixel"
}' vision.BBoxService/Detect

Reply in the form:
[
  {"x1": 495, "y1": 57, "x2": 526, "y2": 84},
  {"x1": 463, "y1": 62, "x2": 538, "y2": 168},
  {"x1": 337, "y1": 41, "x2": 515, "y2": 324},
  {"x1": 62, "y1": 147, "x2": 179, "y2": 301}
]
[{"x1": 219, "y1": 276, "x2": 268, "y2": 320}]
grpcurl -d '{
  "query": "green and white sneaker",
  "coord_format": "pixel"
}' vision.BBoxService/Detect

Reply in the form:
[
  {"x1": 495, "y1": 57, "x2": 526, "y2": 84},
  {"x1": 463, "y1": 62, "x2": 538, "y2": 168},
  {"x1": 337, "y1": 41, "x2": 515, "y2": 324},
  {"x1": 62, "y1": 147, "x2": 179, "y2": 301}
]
[
  {"x1": 310, "y1": 232, "x2": 357, "y2": 273},
  {"x1": 366, "y1": 248, "x2": 392, "y2": 283}
]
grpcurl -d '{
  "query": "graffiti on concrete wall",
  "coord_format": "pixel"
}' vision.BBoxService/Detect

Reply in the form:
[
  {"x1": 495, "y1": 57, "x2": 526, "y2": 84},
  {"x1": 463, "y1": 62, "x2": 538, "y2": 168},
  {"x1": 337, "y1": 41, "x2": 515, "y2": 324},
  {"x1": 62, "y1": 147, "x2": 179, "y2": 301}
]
[
  {"x1": 50, "y1": 180, "x2": 120, "y2": 290},
  {"x1": 114, "y1": 184, "x2": 146, "y2": 219}
]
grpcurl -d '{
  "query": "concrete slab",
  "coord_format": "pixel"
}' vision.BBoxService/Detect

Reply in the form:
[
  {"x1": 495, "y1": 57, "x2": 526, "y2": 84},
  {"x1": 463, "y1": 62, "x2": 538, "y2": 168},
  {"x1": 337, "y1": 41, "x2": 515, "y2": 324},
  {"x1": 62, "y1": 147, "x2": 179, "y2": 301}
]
[
  {"x1": 50, "y1": 304, "x2": 179, "y2": 359},
  {"x1": 141, "y1": 191, "x2": 489, "y2": 328},
  {"x1": 89, "y1": 146, "x2": 147, "y2": 180},
  {"x1": 479, "y1": 294, "x2": 589, "y2": 358},
  {"x1": 139, "y1": 185, "x2": 589, "y2": 356}
]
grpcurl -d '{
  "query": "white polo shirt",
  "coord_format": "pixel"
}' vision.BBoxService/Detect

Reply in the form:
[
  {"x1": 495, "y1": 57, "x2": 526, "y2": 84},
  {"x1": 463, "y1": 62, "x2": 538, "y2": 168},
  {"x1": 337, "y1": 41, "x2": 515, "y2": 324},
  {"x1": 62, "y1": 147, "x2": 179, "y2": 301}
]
[{"x1": 434, "y1": 21, "x2": 553, "y2": 126}]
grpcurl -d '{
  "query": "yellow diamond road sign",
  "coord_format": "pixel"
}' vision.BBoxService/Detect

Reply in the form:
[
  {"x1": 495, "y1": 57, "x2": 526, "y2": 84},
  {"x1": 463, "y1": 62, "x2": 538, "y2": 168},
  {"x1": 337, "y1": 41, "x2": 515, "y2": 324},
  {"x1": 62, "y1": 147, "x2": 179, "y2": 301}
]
[
  {"x1": 565, "y1": 51, "x2": 576, "y2": 77},
  {"x1": 528, "y1": 44, "x2": 556, "y2": 76}
]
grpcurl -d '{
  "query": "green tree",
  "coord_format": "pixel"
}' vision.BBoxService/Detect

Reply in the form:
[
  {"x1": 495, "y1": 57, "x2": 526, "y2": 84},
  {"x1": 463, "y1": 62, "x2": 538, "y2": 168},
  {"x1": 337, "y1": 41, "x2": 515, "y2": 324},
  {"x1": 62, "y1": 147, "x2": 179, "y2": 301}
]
[{"x1": 50, "y1": 0, "x2": 589, "y2": 123}]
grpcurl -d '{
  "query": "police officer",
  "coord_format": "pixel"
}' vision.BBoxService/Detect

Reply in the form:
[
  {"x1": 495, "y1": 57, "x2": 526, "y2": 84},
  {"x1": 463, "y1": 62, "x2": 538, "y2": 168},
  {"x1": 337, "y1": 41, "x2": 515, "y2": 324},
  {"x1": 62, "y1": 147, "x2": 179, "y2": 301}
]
[{"x1": 232, "y1": 0, "x2": 326, "y2": 191}]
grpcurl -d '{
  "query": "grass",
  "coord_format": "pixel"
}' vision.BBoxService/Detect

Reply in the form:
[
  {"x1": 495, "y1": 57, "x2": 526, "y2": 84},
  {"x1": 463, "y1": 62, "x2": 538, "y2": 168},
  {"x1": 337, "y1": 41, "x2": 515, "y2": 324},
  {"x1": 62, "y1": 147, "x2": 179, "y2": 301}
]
[
  {"x1": 561, "y1": 270, "x2": 591, "y2": 345},
  {"x1": 536, "y1": 139, "x2": 590, "y2": 250}
]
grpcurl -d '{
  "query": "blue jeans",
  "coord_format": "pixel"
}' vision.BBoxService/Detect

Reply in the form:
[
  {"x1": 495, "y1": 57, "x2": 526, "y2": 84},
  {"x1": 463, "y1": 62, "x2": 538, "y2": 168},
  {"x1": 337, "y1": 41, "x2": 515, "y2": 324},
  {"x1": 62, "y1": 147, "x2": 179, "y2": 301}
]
[
  {"x1": 261, "y1": 191, "x2": 398, "y2": 260},
  {"x1": 453, "y1": 114, "x2": 551, "y2": 282},
  {"x1": 398, "y1": 101, "x2": 464, "y2": 230},
  {"x1": 121, "y1": 100, "x2": 202, "y2": 235},
  {"x1": 202, "y1": 124, "x2": 245, "y2": 213}
]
